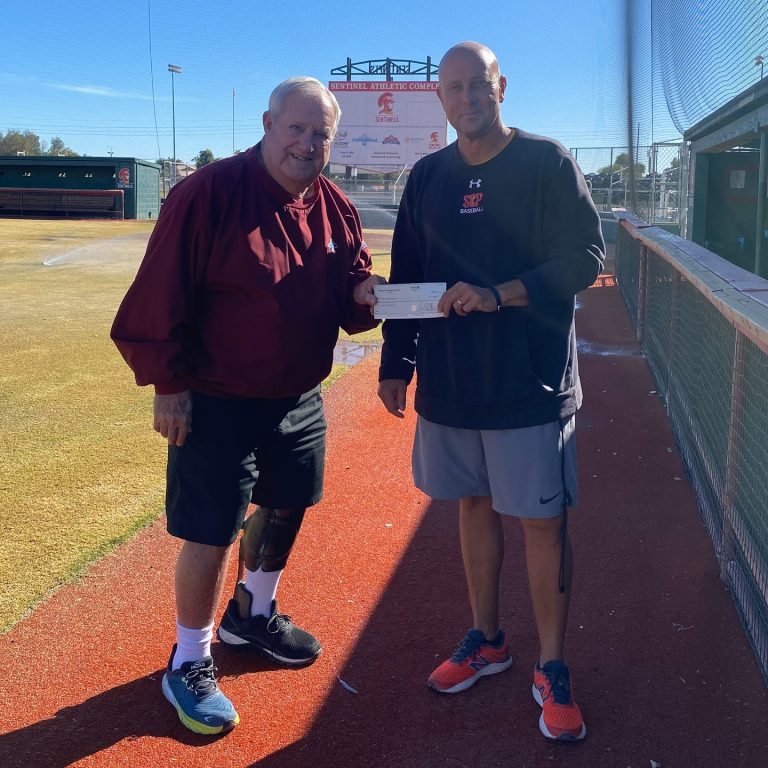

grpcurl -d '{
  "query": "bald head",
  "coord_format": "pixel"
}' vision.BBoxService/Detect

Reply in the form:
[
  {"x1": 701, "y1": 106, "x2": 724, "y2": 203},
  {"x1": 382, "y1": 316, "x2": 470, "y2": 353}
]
[
  {"x1": 437, "y1": 41, "x2": 507, "y2": 145},
  {"x1": 439, "y1": 42, "x2": 500, "y2": 81}
]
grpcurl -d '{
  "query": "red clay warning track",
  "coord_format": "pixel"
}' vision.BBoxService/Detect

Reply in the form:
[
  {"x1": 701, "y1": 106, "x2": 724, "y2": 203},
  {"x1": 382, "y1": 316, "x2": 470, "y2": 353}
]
[{"x1": 2, "y1": 247, "x2": 768, "y2": 767}]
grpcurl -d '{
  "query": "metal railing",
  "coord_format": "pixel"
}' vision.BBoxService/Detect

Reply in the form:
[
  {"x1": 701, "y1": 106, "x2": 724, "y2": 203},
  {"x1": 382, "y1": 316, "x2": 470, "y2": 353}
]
[
  {"x1": 616, "y1": 213, "x2": 768, "y2": 683},
  {"x1": 331, "y1": 179, "x2": 403, "y2": 214},
  {"x1": 573, "y1": 144, "x2": 684, "y2": 230}
]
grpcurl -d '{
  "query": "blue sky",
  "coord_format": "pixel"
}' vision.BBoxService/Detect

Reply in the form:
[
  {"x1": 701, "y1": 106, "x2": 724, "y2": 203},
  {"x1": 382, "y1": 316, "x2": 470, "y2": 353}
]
[{"x1": 2, "y1": 1, "x2": 677, "y2": 170}]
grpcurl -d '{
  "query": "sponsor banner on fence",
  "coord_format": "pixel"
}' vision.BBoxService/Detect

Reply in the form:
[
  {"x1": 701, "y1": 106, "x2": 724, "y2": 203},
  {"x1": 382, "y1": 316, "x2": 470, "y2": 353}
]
[{"x1": 329, "y1": 81, "x2": 447, "y2": 167}]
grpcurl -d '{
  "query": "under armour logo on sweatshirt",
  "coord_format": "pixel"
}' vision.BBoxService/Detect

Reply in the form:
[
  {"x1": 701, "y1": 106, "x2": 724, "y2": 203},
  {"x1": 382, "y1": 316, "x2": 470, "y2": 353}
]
[{"x1": 468, "y1": 178, "x2": 482, "y2": 189}]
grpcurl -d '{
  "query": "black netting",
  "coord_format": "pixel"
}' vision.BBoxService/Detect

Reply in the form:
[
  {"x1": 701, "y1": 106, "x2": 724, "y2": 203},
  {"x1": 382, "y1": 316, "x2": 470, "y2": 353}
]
[{"x1": 650, "y1": 0, "x2": 768, "y2": 134}]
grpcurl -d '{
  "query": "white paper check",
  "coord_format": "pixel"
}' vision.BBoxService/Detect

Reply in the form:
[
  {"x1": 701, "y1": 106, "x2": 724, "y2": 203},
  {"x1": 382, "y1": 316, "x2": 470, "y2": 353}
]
[{"x1": 374, "y1": 282, "x2": 446, "y2": 320}]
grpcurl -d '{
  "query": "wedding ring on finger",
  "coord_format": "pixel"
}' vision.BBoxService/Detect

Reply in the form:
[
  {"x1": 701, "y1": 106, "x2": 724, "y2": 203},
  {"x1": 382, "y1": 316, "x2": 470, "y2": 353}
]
[{"x1": 456, "y1": 299, "x2": 464, "y2": 306}]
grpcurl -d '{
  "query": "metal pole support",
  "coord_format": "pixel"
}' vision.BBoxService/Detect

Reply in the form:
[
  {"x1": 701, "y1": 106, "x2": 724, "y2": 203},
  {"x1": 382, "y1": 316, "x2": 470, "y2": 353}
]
[
  {"x1": 755, "y1": 128, "x2": 768, "y2": 276},
  {"x1": 637, "y1": 244, "x2": 648, "y2": 343},
  {"x1": 721, "y1": 332, "x2": 747, "y2": 582}
]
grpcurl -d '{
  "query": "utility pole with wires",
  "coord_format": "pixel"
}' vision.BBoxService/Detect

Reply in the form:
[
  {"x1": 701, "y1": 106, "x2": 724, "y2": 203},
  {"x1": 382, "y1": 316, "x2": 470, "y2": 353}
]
[{"x1": 168, "y1": 63, "x2": 182, "y2": 187}]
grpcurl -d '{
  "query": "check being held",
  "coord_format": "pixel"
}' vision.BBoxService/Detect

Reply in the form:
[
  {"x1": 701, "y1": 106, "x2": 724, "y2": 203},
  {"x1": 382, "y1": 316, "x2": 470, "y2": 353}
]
[{"x1": 373, "y1": 282, "x2": 446, "y2": 320}]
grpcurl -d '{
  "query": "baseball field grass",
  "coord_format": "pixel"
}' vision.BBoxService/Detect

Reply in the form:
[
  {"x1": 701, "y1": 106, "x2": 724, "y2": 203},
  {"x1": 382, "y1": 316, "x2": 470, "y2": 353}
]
[{"x1": 0, "y1": 218, "x2": 391, "y2": 632}]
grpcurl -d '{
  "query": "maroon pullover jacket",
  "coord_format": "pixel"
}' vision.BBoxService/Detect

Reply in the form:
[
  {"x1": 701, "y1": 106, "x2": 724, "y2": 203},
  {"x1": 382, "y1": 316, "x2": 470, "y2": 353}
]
[{"x1": 111, "y1": 144, "x2": 377, "y2": 398}]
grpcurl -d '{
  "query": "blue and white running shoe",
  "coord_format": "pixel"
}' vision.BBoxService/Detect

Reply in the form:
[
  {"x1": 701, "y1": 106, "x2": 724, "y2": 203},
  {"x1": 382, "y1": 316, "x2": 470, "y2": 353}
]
[{"x1": 161, "y1": 645, "x2": 239, "y2": 735}]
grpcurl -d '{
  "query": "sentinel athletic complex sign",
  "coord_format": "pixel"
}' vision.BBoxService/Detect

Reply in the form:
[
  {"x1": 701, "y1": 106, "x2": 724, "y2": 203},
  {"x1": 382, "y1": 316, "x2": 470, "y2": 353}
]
[{"x1": 329, "y1": 81, "x2": 447, "y2": 167}]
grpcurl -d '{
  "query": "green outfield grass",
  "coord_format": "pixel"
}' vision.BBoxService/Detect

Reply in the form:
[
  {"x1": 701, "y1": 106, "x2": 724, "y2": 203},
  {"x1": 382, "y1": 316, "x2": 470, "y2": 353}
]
[{"x1": 0, "y1": 219, "x2": 391, "y2": 632}]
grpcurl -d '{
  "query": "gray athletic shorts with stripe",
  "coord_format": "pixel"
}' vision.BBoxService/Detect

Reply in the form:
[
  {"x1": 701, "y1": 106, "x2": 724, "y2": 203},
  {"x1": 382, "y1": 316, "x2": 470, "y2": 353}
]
[{"x1": 412, "y1": 415, "x2": 578, "y2": 519}]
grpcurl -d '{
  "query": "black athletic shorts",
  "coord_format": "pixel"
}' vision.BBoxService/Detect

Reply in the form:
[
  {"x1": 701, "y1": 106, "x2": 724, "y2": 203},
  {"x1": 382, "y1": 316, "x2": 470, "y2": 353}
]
[{"x1": 166, "y1": 386, "x2": 327, "y2": 546}]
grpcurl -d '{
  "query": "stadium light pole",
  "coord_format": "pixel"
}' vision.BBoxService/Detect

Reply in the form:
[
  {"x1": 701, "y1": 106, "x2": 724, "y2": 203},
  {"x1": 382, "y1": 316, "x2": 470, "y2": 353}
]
[
  {"x1": 756, "y1": 55, "x2": 765, "y2": 81},
  {"x1": 168, "y1": 64, "x2": 183, "y2": 187}
]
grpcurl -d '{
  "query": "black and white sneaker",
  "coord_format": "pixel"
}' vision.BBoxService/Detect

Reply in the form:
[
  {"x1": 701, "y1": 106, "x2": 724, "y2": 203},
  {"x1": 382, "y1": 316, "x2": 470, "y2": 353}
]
[{"x1": 217, "y1": 582, "x2": 321, "y2": 666}]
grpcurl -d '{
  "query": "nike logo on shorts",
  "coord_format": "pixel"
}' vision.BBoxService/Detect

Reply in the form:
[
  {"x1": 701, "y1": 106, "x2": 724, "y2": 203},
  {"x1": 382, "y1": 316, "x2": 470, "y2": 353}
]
[{"x1": 539, "y1": 491, "x2": 562, "y2": 505}]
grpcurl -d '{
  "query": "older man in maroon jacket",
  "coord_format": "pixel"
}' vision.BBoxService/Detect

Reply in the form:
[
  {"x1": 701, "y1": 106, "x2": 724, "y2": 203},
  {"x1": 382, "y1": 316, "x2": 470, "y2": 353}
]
[{"x1": 112, "y1": 76, "x2": 382, "y2": 736}]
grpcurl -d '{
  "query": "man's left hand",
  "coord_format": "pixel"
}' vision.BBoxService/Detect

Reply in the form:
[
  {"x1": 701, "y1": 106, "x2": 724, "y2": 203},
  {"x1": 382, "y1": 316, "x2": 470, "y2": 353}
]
[
  {"x1": 353, "y1": 274, "x2": 387, "y2": 310},
  {"x1": 438, "y1": 281, "x2": 497, "y2": 316}
]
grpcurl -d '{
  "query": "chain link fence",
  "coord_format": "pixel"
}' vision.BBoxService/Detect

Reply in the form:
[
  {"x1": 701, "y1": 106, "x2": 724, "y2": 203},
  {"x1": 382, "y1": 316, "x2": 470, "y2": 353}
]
[
  {"x1": 616, "y1": 214, "x2": 768, "y2": 683},
  {"x1": 572, "y1": 143, "x2": 683, "y2": 229}
]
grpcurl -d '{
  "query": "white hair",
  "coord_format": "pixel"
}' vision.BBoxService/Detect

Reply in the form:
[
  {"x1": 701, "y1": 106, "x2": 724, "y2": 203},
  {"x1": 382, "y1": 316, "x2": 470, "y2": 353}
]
[{"x1": 268, "y1": 77, "x2": 341, "y2": 133}]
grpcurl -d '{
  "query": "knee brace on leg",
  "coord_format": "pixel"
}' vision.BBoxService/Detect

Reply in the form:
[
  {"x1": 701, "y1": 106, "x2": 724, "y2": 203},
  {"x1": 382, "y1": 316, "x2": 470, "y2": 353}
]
[{"x1": 238, "y1": 506, "x2": 306, "y2": 577}]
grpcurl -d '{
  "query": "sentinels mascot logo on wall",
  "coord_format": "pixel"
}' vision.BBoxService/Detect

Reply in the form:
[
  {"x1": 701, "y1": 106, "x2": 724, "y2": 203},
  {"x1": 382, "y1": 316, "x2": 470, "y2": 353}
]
[
  {"x1": 376, "y1": 91, "x2": 399, "y2": 123},
  {"x1": 117, "y1": 167, "x2": 133, "y2": 189}
]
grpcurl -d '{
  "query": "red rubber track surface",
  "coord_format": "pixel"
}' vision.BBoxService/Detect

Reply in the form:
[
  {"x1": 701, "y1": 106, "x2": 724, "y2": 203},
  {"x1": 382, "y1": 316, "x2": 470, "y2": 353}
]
[{"x1": 2, "y1": 248, "x2": 767, "y2": 767}]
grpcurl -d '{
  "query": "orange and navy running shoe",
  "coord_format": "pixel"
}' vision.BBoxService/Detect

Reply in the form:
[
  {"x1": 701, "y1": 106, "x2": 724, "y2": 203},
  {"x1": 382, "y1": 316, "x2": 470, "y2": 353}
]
[
  {"x1": 427, "y1": 628, "x2": 513, "y2": 694},
  {"x1": 532, "y1": 659, "x2": 586, "y2": 741}
]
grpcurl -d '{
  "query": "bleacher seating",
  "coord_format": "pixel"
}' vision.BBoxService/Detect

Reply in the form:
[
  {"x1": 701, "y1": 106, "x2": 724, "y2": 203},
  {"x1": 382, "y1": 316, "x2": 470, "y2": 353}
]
[{"x1": 0, "y1": 189, "x2": 123, "y2": 218}]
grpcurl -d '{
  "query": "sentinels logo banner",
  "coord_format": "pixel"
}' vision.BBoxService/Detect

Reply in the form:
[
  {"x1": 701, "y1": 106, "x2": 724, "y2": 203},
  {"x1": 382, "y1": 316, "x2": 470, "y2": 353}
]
[{"x1": 329, "y1": 81, "x2": 448, "y2": 168}]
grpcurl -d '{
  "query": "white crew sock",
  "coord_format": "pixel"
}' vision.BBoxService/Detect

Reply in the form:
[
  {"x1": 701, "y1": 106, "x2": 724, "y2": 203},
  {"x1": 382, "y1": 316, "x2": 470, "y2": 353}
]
[
  {"x1": 172, "y1": 620, "x2": 214, "y2": 670},
  {"x1": 244, "y1": 567, "x2": 283, "y2": 618}
]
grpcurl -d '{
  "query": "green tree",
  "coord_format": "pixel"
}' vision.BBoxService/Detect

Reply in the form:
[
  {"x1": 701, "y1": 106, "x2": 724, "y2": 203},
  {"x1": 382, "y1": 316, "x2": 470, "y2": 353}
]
[
  {"x1": 47, "y1": 136, "x2": 79, "y2": 156},
  {"x1": 597, "y1": 152, "x2": 646, "y2": 178},
  {"x1": 0, "y1": 130, "x2": 79, "y2": 157},
  {"x1": 193, "y1": 148, "x2": 216, "y2": 168},
  {"x1": 0, "y1": 129, "x2": 43, "y2": 156}
]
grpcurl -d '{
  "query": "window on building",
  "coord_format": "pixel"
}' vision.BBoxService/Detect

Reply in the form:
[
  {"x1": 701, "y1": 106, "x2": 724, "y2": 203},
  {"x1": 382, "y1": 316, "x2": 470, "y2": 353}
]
[{"x1": 730, "y1": 169, "x2": 746, "y2": 189}]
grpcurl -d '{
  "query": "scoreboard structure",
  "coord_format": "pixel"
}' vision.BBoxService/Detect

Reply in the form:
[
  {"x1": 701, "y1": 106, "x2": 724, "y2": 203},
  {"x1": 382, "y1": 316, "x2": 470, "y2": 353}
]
[{"x1": 328, "y1": 58, "x2": 447, "y2": 169}]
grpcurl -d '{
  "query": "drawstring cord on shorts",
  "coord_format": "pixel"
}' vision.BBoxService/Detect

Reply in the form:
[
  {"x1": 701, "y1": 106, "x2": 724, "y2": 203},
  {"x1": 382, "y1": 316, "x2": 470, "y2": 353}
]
[{"x1": 558, "y1": 418, "x2": 571, "y2": 594}]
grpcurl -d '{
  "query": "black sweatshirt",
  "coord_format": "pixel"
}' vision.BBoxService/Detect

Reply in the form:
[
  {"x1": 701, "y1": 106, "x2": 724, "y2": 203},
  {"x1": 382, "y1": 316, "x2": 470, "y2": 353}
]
[{"x1": 379, "y1": 130, "x2": 604, "y2": 429}]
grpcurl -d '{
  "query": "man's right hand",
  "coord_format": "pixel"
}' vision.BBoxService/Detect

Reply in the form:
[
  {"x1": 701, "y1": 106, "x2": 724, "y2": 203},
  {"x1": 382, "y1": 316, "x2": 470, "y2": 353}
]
[
  {"x1": 378, "y1": 379, "x2": 408, "y2": 419},
  {"x1": 153, "y1": 390, "x2": 193, "y2": 446}
]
